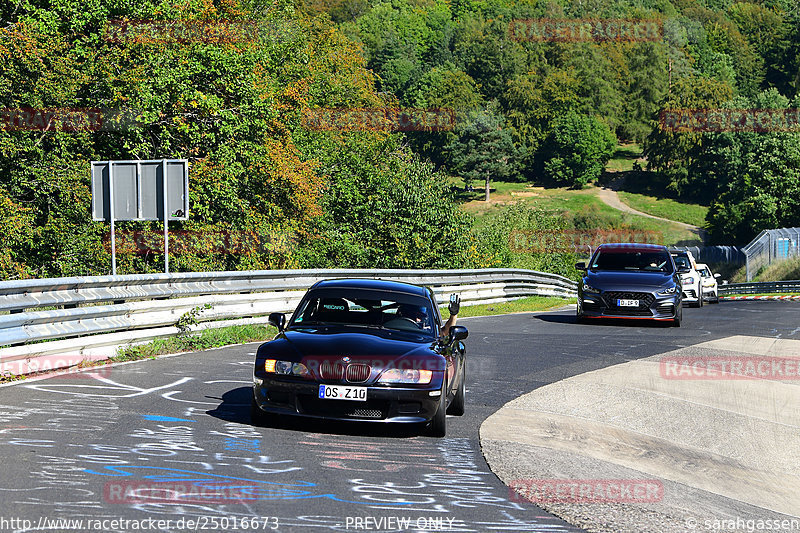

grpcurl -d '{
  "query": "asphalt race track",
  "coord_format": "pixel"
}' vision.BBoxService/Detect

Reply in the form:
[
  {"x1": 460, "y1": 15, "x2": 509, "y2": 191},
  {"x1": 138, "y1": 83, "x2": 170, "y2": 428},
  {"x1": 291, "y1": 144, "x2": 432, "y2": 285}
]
[{"x1": 0, "y1": 300, "x2": 798, "y2": 533}]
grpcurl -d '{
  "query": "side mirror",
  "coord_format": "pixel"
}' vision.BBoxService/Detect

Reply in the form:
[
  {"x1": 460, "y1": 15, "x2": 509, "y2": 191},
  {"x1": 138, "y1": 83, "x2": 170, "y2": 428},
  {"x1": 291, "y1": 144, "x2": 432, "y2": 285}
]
[
  {"x1": 714, "y1": 273, "x2": 721, "y2": 278},
  {"x1": 268, "y1": 312, "x2": 286, "y2": 332},
  {"x1": 448, "y1": 325, "x2": 469, "y2": 343},
  {"x1": 575, "y1": 262, "x2": 586, "y2": 270}
]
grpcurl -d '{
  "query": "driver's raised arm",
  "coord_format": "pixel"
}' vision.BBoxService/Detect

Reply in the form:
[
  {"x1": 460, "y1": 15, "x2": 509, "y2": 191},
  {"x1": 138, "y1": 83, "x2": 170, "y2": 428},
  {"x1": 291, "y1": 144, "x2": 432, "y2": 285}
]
[{"x1": 440, "y1": 294, "x2": 460, "y2": 339}]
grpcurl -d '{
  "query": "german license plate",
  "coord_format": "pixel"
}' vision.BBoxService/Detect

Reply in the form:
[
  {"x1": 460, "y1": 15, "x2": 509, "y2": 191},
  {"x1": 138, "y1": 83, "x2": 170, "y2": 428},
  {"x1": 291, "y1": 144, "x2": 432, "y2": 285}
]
[
  {"x1": 318, "y1": 384, "x2": 367, "y2": 401},
  {"x1": 617, "y1": 299, "x2": 639, "y2": 307}
]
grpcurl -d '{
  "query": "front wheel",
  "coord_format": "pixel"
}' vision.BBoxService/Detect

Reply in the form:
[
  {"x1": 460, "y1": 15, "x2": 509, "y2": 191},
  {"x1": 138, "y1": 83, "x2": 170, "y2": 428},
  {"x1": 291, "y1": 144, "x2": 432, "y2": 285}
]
[
  {"x1": 447, "y1": 364, "x2": 465, "y2": 416},
  {"x1": 428, "y1": 381, "x2": 447, "y2": 438},
  {"x1": 672, "y1": 306, "x2": 682, "y2": 327}
]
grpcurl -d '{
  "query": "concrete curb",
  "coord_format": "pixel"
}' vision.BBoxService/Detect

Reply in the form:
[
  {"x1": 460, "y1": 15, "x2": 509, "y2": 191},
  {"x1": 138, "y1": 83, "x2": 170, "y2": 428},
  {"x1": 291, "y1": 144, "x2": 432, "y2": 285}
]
[
  {"x1": 721, "y1": 295, "x2": 800, "y2": 301},
  {"x1": 480, "y1": 335, "x2": 800, "y2": 533}
]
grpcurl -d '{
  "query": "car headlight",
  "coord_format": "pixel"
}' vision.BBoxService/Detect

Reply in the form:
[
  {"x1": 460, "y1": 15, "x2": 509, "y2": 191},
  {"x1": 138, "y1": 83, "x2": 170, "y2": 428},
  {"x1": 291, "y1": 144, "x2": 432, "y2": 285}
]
[
  {"x1": 657, "y1": 286, "x2": 677, "y2": 295},
  {"x1": 681, "y1": 276, "x2": 694, "y2": 285},
  {"x1": 582, "y1": 283, "x2": 600, "y2": 293},
  {"x1": 377, "y1": 368, "x2": 433, "y2": 384},
  {"x1": 264, "y1": 359, "x2": 310, "y2": 378}
]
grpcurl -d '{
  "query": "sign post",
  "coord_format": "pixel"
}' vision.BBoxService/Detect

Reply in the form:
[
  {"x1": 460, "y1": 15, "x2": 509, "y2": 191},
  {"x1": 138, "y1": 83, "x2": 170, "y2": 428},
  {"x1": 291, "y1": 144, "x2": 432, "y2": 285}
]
[{"x1": 91, "y1": 159, "x2": 189, "y2": 275}]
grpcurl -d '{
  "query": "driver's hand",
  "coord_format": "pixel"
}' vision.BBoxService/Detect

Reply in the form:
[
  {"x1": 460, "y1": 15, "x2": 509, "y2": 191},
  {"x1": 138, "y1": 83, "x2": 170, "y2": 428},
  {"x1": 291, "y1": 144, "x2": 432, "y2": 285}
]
[{"x1": 448, "y1": 294, "x2": 461, "y2": 316}]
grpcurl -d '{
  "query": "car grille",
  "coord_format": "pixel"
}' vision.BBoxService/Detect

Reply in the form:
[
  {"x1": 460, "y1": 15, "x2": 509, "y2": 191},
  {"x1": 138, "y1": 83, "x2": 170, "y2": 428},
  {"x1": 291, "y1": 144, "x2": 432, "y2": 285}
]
[
  {"x1": 345, "y1": 364, "x2": 371, "y2": 383},
  {"x1": 603, "y1": 291, "x2": 655, "y2": 316},
  {"x1": 298, "y1": 396, "x2": 387, "y2": 419},
  {"x1": 319, "y1": 361, "x2": 345, "y2": 380}
]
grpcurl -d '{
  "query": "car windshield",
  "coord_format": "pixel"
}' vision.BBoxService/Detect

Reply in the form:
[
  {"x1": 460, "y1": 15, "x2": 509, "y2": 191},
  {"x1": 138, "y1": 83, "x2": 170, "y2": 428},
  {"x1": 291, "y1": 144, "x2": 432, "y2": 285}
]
[
  {"x1": 289, "y1": 289, "x2": 437, "y2": 334},
  {"x1": 698, "y1": 267, "x2": 712, "y2": 277},
  {"x1": 672, "y1": 255, "x2": 692, "y2": 270},
  {"x1": 591, "y1": 250, "x2": 674, "y2": 272}
]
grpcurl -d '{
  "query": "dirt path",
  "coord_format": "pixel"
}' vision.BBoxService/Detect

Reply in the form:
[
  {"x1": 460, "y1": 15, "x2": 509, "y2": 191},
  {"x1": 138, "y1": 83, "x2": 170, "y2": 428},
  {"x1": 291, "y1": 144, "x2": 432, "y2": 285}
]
[{"x1": 594, "y1": 179, "x2": 707, "y2": 243}]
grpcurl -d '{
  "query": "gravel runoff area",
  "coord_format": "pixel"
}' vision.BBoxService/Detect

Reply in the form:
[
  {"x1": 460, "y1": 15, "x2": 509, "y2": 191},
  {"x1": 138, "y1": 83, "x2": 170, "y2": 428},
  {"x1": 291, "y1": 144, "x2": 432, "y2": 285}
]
[{"x1": 480, "y1": 335, "x2": 800, "y2": 533}]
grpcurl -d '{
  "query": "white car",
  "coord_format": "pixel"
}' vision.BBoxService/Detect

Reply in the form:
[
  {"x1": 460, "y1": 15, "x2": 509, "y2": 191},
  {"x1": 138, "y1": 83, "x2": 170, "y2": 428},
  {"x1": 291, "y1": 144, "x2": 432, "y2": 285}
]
[
  {"x1": 696, "y1": 263, "x2": 720, "y2": 304},
  {"x1": 670, "y1": 250, "x2": 703, "y2": 307}
]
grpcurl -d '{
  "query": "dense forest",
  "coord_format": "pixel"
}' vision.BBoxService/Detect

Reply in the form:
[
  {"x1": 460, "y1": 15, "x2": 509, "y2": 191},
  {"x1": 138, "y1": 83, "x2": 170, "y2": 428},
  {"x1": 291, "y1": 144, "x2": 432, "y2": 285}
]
[{"x1": 0, "y1": 0, "x2": 798, "y2": 279}]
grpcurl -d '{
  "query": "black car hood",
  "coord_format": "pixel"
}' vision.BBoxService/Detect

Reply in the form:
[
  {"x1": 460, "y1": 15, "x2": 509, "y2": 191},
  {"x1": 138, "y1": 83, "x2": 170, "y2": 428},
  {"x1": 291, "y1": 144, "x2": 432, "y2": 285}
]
[
  {"x1": 256, "y1": 328, "x2": 445, "y2": 374},
  {"x1": 585, "y1": 270, "x2": 675, "y2": 291}
]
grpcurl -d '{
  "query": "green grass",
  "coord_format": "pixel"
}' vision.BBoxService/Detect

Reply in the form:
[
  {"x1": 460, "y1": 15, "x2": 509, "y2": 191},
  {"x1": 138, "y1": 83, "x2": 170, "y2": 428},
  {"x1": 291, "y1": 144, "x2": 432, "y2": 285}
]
[
  {"x1": 605, "y1": 143, "x2": 643, "y2": 173},
  {"x1": 461, "y1": 183, "x2": 702, "y2": 247},
  {"x1": 729, "y1": 257, "x2": 800, "y2": 284},
  {"x1": 616, "y1": 191, "x2": 709, "y2": 227},
  {"x1": 115, "y1": 324, "x2": 277, "y2": 360},
  {"x1": 442, "y1": 295, "x2": 575, "y2": 318}
]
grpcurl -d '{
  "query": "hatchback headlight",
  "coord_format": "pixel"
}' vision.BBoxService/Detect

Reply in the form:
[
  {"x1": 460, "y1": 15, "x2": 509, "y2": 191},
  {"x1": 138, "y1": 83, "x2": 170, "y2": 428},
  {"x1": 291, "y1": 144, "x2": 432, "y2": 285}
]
[
  {"x1": 377, "y1": 369, "x2": 433, "y2": 384},
  {"x1": 582, "y1": 283, "x2": 600, "y2": 293},
  {"x1": 657, "y1": 286, "x2": 677, "y2": 296}
]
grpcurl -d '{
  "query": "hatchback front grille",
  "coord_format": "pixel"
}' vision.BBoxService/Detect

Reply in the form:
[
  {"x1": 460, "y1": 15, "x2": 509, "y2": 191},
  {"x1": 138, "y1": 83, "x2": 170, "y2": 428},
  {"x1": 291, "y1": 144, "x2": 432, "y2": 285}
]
[
  {"x1": 602, "y1": 291, "x2": 655, "y2": 316},
  {"x1": 603, "y1": 291, "x2": 655, "y2": 308}
]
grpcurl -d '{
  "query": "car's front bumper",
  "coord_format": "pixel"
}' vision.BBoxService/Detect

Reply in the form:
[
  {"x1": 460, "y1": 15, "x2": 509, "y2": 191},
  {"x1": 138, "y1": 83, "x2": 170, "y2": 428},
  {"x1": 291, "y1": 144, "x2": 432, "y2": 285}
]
[
  {"x1": 579, "y1": 291, "x2": 680, "y2": 320},
  {"x1": 252, "y1": 377, "x2": 442, "y2": 424},
  {"x1": 702, "y1": 286, "x2": 718, "y2": 300}
]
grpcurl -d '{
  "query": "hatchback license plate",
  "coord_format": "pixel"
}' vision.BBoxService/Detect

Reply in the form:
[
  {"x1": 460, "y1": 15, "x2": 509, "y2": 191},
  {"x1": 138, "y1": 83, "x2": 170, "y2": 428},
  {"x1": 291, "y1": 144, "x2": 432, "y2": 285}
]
[
  {"x1": 617, "y1": 299, "x2": 639, "y2": 307},
  {"x1": 318, "y1": 385, "x2": 367, "y2": 401}
]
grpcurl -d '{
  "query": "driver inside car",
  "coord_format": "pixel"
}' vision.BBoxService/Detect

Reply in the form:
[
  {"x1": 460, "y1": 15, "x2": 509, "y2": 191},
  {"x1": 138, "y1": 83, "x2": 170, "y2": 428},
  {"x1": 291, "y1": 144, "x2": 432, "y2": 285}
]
[
  {"x1": 397, "y1": 304, "x2": 431, "y2": 330},
  {"x1": 396, "y1": 294, "x2": 461, "y2": 338}
]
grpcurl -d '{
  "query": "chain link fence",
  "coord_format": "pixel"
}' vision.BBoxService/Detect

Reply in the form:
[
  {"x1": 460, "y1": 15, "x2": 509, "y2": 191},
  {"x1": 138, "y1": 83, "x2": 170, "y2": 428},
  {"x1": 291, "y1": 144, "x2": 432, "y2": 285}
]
[{"x1": 742, "y1": 228, "x2": 800, "y2": 281}]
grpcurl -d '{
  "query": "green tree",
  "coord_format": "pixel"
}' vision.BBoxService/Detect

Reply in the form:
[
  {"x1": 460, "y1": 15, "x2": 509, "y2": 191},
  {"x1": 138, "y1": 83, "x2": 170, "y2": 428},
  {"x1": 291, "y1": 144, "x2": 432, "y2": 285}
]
[
  {"x1": 445, "y1": 104, "x2": 521, "y2": 201},
  {"x1": 298, "y1": 136, "x2": 479, "y2": 268},
  {"x1": 643, "y1": 75, "x2": 734, "y2": 195},
  {"x1": 539, "y1": 111, "x2": 617, "y2": 189},
  {"x1": 701, "y1": 91, "x2": 800, "y2": 243}
]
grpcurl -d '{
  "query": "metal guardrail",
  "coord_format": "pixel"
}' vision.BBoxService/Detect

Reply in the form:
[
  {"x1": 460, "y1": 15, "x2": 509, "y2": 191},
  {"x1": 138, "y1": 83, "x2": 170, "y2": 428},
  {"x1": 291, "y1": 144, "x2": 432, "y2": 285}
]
[
  {"x1": 0, "y1": 269, "x2": 577, "y2": 371},
  {"x1": 719, "y1": 280, "x2": 800, "y2": 295}
]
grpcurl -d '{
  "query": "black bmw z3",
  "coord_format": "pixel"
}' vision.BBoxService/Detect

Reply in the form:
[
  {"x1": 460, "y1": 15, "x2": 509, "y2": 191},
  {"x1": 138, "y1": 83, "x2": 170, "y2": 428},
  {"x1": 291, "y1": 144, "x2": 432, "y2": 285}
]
[
  {"x1": 251, "y1": 279, "x2": 468, "y2": 437},
  {"x1": 576, "y1": 243, "x2": 683, "y2": 326}
]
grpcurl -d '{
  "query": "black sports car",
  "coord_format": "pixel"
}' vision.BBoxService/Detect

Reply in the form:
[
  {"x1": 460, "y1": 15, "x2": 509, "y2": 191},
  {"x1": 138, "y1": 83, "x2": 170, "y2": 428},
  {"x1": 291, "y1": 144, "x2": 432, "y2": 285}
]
[
  {"x1": 576, "y1": 243, "x2": 683, "y2": 326},
  {"x1": 251, "y1": 278, "x2": 468, "y2": 437}
]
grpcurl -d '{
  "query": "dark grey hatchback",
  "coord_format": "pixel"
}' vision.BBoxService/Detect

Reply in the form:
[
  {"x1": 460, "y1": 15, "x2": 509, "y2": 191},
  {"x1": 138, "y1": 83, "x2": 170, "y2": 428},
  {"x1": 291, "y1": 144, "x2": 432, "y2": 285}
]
[{"x1": 576, "y1": 243, "x2": 683, "y2": 326}]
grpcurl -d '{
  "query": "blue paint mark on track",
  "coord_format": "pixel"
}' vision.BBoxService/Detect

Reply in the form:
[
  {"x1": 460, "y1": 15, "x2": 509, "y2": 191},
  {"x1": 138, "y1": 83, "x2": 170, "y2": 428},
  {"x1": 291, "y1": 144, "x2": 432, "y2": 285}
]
[{"x1": 142, "y1": 415, "x2": 194, "y2": 423}]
